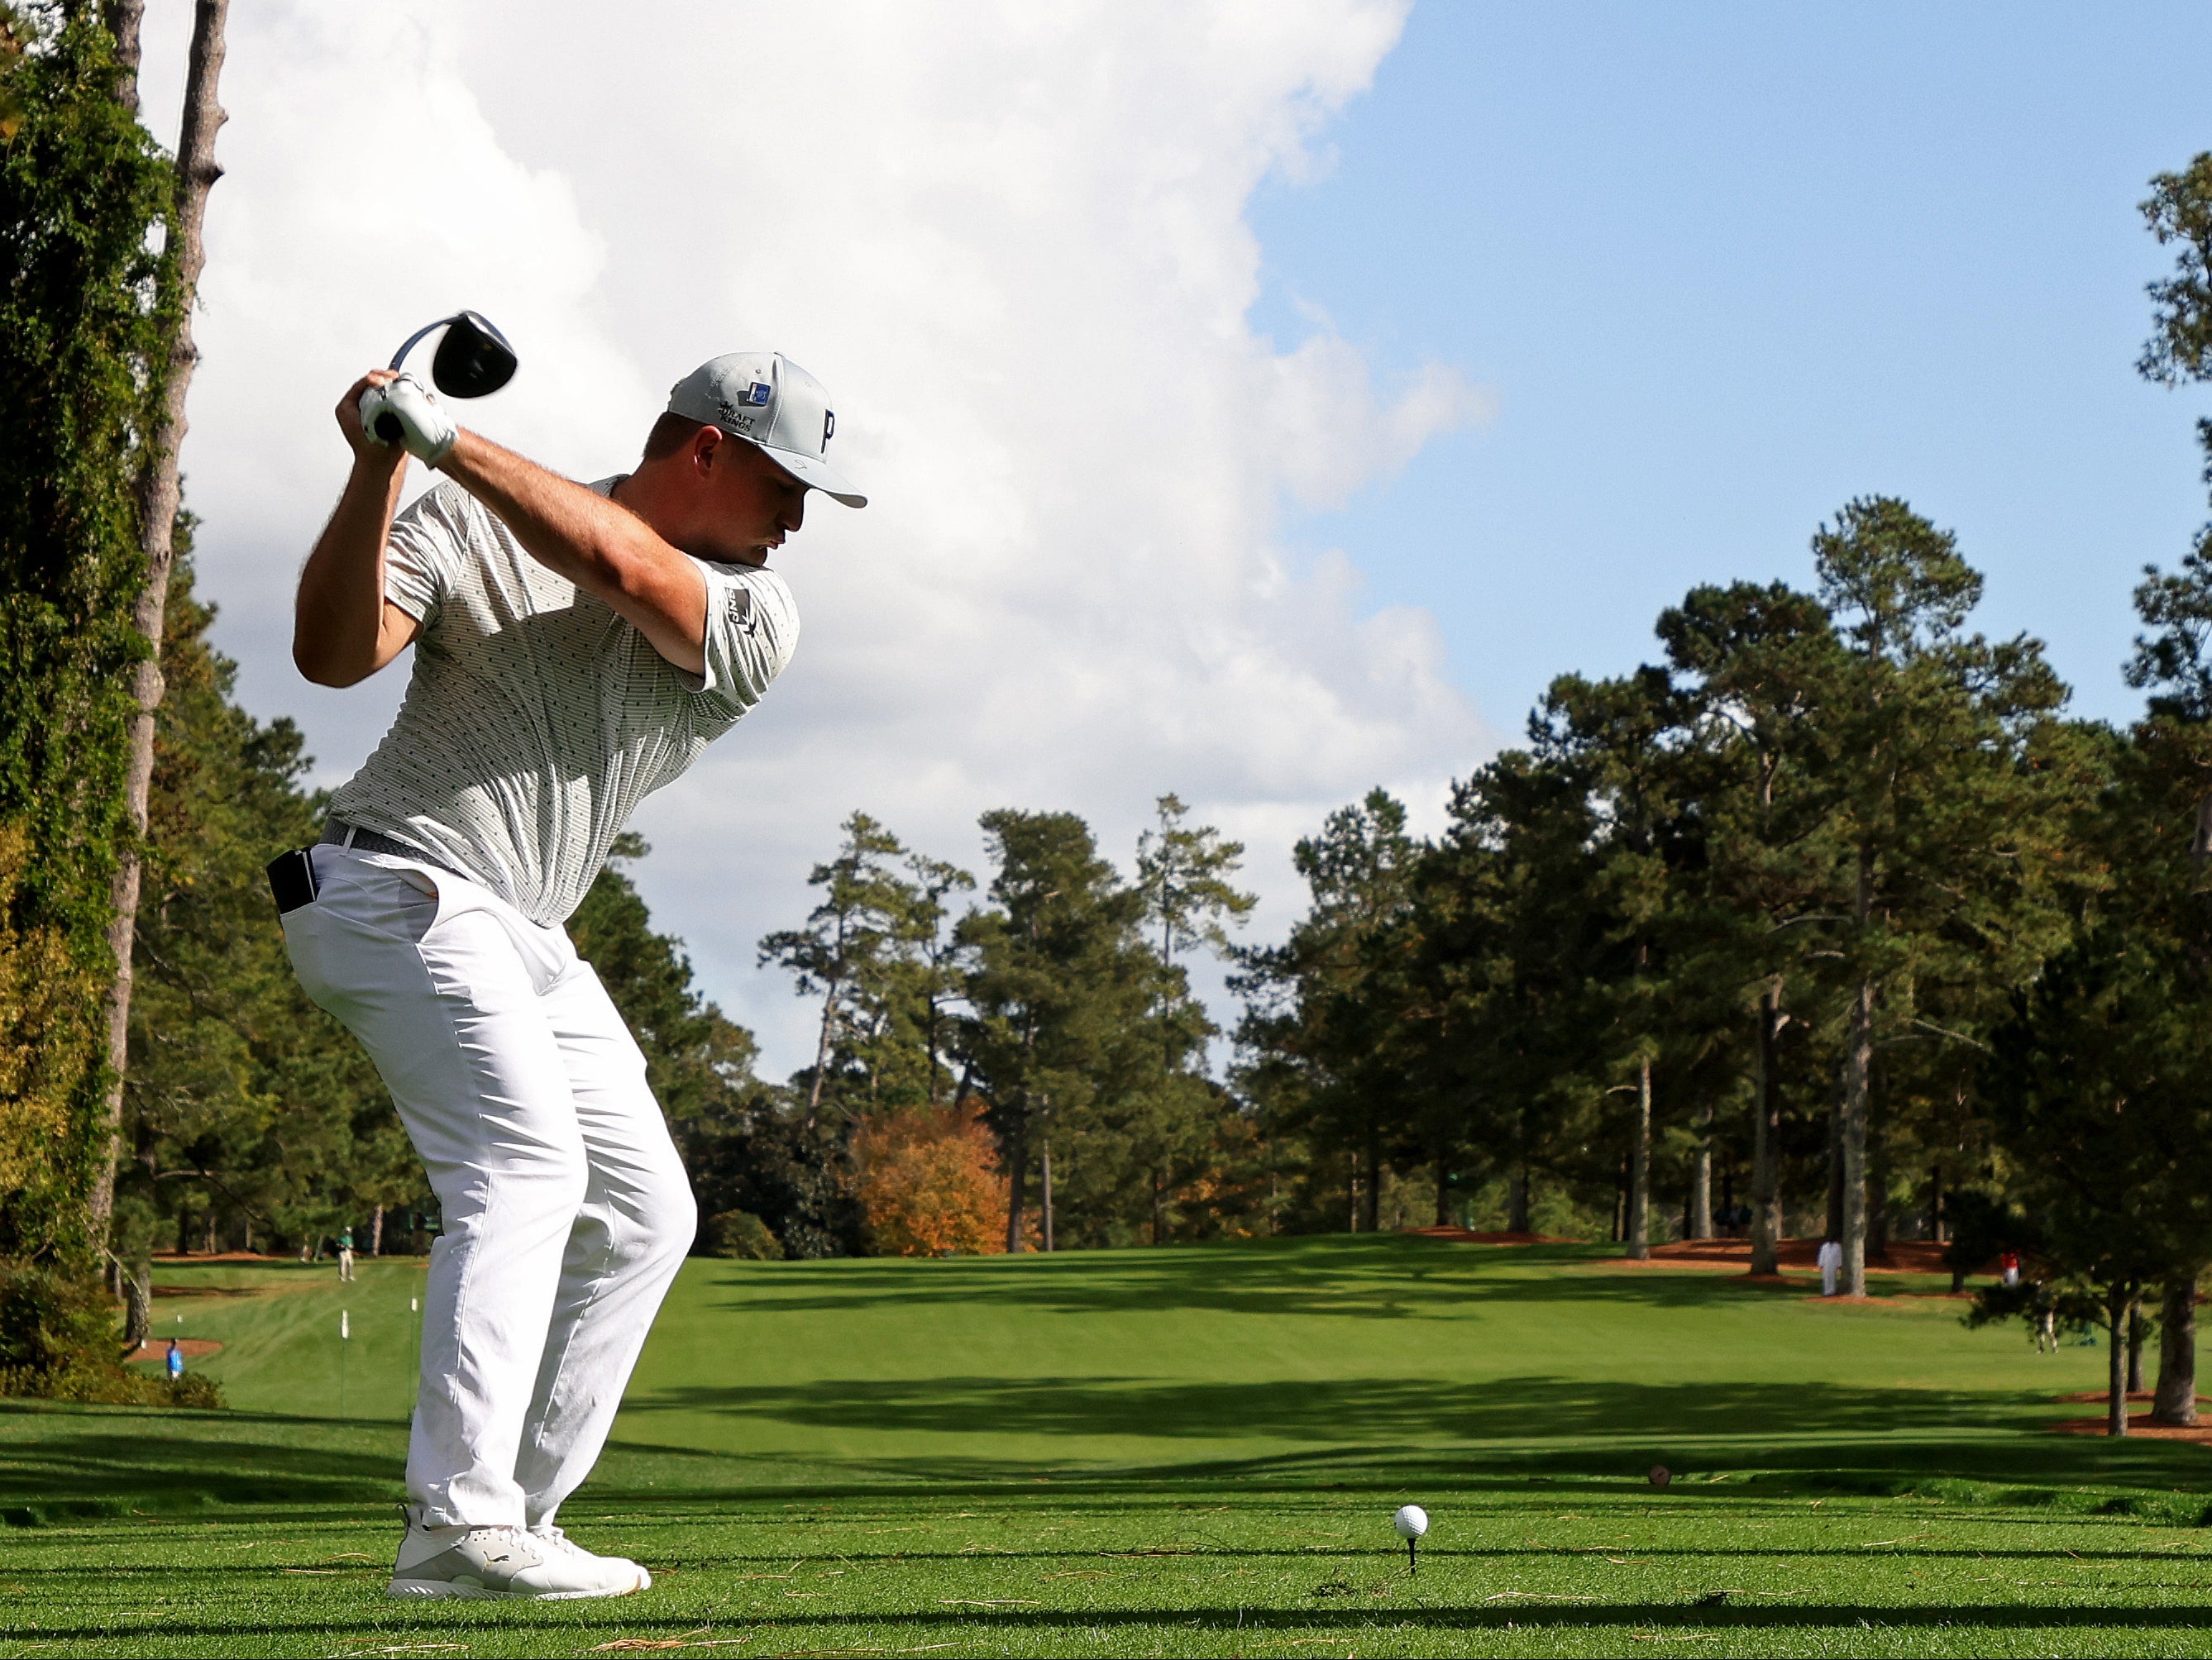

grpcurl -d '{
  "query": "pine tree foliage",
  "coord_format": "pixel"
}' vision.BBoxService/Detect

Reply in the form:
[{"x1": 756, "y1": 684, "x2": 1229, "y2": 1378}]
[
  {"x1": 0, "y1": 5, "x2": 178, "y2": 1253},
  {"x1": 122, "y1": 552, "x2": 410, "y2": 1257}
]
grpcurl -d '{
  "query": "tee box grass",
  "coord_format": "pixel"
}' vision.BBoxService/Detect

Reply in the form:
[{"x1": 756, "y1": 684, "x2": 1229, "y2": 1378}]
[{"x1": 2, "y1": 1235, "x2": 2210, "y2": 1658}]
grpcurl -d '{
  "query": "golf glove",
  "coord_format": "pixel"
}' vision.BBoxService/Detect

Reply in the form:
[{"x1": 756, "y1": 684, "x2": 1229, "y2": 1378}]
[{"x1": 358, "y1": 374, "x2": 457, "y2": 465}]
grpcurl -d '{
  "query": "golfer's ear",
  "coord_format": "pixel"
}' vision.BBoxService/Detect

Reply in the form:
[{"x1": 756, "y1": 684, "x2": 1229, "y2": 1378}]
[{"x1": 691, "y1": 425, "x2": 724, "y2": 475}]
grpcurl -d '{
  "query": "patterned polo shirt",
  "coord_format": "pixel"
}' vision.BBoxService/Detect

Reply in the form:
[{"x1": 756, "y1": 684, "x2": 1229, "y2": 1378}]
[{"x1": 324, "y1": 476, "x2": 798, "y2": 924}]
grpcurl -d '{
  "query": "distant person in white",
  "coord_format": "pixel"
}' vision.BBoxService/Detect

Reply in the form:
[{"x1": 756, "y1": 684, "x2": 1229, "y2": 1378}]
[
  {"x1": 279, "y1": 351, "x2": 863, "y2": 1600},
  {"x1": 1817, "y1": 1238, "x2": 1843, "y2": 1297}
]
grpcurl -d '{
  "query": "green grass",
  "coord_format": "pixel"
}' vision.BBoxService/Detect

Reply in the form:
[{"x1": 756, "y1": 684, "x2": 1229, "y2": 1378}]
[{"x1": 3, "y1": 1236, "x2": 2210, "y2": 1656}]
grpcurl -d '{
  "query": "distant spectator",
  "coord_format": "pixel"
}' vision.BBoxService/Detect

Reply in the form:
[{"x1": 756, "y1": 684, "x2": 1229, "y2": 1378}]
[
  {"x1": 1999, "y1": 1249, "x2": 2020, "y2": 1287},
  {"x1": 1817, "y1": 1238, "x2": 1843, "y2": 1297},
  {"x1": 337, "y1": 1228, "x2": 356, "y2": 1283},
  {"x1": 165, "y1": 1339, "x2": 184, "y2": 1381}
]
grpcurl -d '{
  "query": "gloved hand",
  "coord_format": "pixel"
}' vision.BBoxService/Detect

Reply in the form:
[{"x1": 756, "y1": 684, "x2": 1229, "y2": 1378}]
[{"x1": 357, "y1": 373, "x2": 458, "y2": 465}]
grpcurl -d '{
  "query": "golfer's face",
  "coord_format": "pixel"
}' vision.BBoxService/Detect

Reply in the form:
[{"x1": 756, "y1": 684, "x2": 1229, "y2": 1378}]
[{"x1": 703, "y1": 436, "x2": 806, "y2": 563}]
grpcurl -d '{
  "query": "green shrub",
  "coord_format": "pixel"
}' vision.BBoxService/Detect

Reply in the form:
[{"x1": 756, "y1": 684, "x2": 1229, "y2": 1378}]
[
  {"x1": 0, "y1": 1262, "x2": 222, "y2": 1407},
  {"x1": 0, "y1": 1361, "x2": 221, "y2": 1407},
  {"x1": 0, "y1": 1261, "x2": 117, "y2": 1374},
  {"x1": 708, "y1": 1209, "x2": 785, "y2": 1261}
]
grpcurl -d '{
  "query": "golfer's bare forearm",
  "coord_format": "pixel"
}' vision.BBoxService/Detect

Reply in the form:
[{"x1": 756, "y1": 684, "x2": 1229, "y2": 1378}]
[
  {"x1": 295, "y1": 453, "x2": 413, "y2": 687},
  {"x1": 438, "y1": 431, "x2": 707, "y2": 674}
]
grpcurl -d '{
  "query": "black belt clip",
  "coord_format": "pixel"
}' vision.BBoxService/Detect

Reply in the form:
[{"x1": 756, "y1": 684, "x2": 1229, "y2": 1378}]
[{"x1": 267, "y1": 847, "x2": 319, "y2": 915}]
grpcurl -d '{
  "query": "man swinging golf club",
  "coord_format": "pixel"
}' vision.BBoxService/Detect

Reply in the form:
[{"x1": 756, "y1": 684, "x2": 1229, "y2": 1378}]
[{"x1": 279, "y1": 342, "x2": 863, "y2": 1600}]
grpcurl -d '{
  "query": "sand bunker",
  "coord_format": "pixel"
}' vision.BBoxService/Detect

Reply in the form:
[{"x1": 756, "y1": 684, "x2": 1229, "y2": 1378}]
[{"x1": 124, "y1": 1338, "x2": 222, "y2": 1362}]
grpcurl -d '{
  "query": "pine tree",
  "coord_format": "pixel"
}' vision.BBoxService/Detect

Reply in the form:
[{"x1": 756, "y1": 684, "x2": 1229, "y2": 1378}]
[
  {"x1": 958, "y1": 809, "x2": 1183, "y2": 1251},
  {"x1": 122, "y1": 550, "x2": 404, "y2": 1277},
  {"x1": 0, "y1": 6, "x2": 177, "y2": 1255},
  {"x1": 1807, "y1": 498, "x2": 2078, "y2": 1294},
  {"x1": 1234, "y1": 791, "x2": 1421, "y2": 1235},
  {"x1": 758, "y1": 812, "x2": 913, "y2": 1126},
  {"x1": 1656, "y1": 580, "x2": 1852, "y2": 1272}
]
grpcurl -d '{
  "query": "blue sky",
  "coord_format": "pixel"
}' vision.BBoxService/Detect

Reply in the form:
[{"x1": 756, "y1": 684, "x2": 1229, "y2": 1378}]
[
  {"x1": 1253, "y1": 2, "x2": 2212, "y2": 739},
  {"x1": 152, "y1": 3, "x2": 2212, "y2": 1072}
]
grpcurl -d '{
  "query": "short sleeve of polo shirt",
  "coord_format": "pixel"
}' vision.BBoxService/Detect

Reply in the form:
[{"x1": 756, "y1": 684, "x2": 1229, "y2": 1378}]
[
  {"x1": 381, "y1": 486, "x2": 468, "y2": 622},
  {"x1": 695, "y1": 560, "x2": 800, "y2": 717}
]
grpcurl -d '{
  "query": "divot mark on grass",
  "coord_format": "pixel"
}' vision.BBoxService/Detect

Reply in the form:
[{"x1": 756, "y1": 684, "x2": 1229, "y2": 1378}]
[{"x1": 938, "y1": 1598, "x2": 1040, "y2": 1606}]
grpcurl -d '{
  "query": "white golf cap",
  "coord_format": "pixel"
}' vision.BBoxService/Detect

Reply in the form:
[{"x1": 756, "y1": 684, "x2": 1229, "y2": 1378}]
[{"x1": 666, "y1": 351, "x2": 866, "y2": 508}]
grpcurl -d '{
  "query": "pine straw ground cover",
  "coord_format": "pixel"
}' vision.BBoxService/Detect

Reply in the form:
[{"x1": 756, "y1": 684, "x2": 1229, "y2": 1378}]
[{"x1": 2, "y1": 1237, "x2": 2210, "y2": 1657}]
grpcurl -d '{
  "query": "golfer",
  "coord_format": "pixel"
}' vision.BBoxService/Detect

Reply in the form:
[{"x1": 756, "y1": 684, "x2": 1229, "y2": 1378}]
[
  {"x1": 276, "y1": 350, "x2": 862, "y2": 1600},
  {"x1": 1817, "y1": 1237, "x2": 1842, "y2": 1297}
]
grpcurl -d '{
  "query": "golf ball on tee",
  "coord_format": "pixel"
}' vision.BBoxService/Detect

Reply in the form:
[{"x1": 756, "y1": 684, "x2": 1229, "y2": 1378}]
[{"x1": 1393, "y1": 1504, "x2": 1429, "y2": 1540}]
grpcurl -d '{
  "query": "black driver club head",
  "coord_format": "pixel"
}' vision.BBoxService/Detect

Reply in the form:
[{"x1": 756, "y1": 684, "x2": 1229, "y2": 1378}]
[
  {"x1": 385, "y1": 310, "x2": 518, "y2": 398},
  {"x1": 428, "y1": 310, "x2": 518, "y2": 399},
  {"x1": 374, "y1": 312, "x2": 518, "y2": 443}
]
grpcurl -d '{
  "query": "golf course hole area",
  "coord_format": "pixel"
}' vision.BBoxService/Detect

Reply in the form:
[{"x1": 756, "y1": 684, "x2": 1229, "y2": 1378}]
[{"x1": 2, "y1": 1238, "x2": 2209, "y2": 1655}]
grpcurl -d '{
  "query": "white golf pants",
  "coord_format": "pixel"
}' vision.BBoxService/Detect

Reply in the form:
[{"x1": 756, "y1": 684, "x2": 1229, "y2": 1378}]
[{"x1": 282, "y1": 846, "x2": 696, "y2": 1528}]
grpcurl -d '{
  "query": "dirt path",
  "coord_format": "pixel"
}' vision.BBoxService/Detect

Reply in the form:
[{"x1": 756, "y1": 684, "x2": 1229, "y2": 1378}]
[
  {"x1": 1404, "y1": 1226, "x2": 1576, "y2": 1246},
  {"x1": 123, "y1": 1338, "x2": 222, "y2": 1363},
  {"x1": 1597, "y1": 1238, "x2": 1979, "y2": 1276}
]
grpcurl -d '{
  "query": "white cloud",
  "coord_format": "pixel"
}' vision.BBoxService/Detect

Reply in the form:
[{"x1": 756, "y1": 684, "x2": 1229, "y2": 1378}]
[{"x1": 136, "y1": 0, "x2": 1493, "y2": 1075}]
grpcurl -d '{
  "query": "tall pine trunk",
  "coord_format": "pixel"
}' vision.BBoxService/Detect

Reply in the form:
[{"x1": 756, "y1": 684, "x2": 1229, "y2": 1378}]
[
  {"x1": 1362, "y1": 1123, "x2": 1381, "y2": 1233},
  {"x1": 1627, "y1": 1056, "x2": 1652, "y2": 1259},
  {"x1": 122, "y1": 1263, "x2": 150, "y2": 1352},
  {"x1": 90, "y1": 0, "x2": 230, "y2": 1243},
  {"x1": 1750, "y1": 984, "x2": 1783, "y2": 1276},
  {"x1": 1867, "y1": 1107, "x2": 1890, "y2": 1261},
  {"x1": 1688, "y1": 1097, "x2": 1713, "y2": 1240},
  {"x1": 803, "y1": 975, "x2": 840, "y2": 1130},
  {"x1": 1824, "y1": 1097, "x2": 1845, "y2": 1245},
  {"x1": 1039, "y1": 1138, "x2": 1053, "y2": 1253},
  {"x1": 1840, "y1": 975, "x2": 1872, "y2": 1296},
  {"x1": 1508, "y1": 1165, "x2": 1531, "y2": 1234},
  {"x1": 2107, "y1": 1288, "x2": 2132, "y2": 1438},
  {"x1": 1003, "y1": 1113, "x2": 1029, "y2": 1253},
  {"x1": 2154, "y1": 1274, "x2": 2199, "y2": 1428},
  {"x1": 1433, "y1": 1150, "x2": 1450, "y2": 1228},
  {"x1": 1837, "y1": 838, "x2": 1876, "y2": 1296}
]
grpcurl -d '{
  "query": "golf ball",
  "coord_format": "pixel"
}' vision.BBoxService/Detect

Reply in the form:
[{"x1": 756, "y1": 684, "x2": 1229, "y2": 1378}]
[{"x1": 1393, "y1": 1504, "x2": 1429, "y2": 1540}]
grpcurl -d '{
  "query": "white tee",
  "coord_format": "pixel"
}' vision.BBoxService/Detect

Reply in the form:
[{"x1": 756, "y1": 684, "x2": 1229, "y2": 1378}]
[{"x1": 325, "y1": 477, "x2": 799, "y2": 924}]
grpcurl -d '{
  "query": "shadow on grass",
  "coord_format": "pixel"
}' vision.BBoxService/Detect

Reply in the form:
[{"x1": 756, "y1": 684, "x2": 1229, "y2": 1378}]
[
  {"x1": 699, "y1": 1237, "x2": 1832, "y2": 1322},
  {"x1": 0, "y1": 1404, "x2": 404, "y2": 1521},
  {"x1": 585, "y1": 1419, "x2": 2212, "y2": 1511},
  {"x1": 7, "y1": 1604, "x2": 2212, "y2": 1642},
  {"x1": 623, "y1": 1372, "x2": 2058, "y2": 1444}
]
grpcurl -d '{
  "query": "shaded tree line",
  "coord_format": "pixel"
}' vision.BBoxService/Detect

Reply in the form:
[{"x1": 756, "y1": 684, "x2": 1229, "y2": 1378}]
[{"x1": 1234, "y1": 152, "x2": 2212, "y2": 1439}]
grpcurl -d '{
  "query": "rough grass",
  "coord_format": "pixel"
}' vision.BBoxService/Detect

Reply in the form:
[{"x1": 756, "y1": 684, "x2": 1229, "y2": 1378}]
[{"x1": 3, "y1": 1236, "x2": 2209, "y2": 1657}]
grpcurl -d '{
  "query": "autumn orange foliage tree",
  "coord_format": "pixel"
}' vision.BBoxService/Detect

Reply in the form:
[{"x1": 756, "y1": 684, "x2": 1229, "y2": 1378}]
[{"x1": 852, "y1": 1102, "x2": 1006, "y2": 1257}]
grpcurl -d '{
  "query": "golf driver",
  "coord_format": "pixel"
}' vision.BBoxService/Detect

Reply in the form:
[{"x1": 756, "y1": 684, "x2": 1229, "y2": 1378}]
[{"x1": 361, "y1": 310, "x2": 518, "y2": 447}]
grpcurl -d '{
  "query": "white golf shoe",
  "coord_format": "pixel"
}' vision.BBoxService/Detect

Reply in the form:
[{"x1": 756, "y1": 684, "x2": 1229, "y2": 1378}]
[
  {"x1": 532, "y1": 1523, "x2": 652, "y2": 1593},
  {"x1": 387, "y1": 1506, "x2": 651, "y2": 1600}
]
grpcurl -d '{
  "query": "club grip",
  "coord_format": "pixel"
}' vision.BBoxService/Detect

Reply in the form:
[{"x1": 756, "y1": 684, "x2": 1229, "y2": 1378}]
[{"x1": 374, "y1": 411, "x2": 404, "y2": 443}]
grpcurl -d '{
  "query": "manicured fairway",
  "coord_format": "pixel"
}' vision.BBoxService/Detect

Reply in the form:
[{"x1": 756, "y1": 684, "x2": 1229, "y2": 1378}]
[{"x1": 2, "y1": 1237, "x2": 2210, "y2": 1656}]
